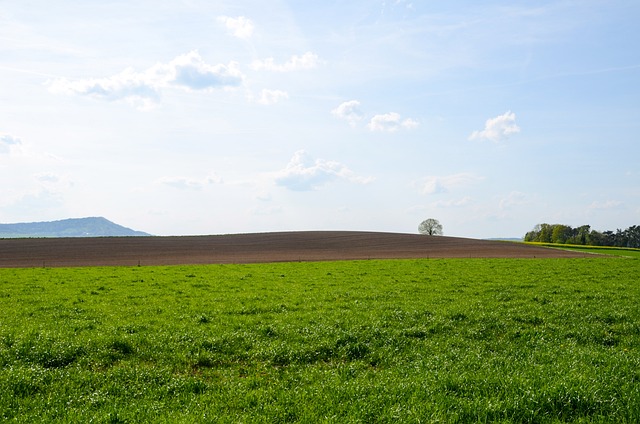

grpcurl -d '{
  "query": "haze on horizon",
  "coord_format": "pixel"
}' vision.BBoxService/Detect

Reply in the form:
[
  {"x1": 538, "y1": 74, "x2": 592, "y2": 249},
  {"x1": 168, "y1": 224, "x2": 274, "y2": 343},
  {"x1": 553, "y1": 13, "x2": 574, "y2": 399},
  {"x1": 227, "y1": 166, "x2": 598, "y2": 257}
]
[{"x1": 1, "y1": 1, "x2": 639, "y2": 239}]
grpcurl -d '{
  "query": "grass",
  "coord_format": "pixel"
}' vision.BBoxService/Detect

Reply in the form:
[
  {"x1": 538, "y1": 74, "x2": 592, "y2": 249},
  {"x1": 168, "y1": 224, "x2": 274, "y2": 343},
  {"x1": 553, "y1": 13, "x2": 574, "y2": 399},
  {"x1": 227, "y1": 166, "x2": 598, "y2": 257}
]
[
  {"x1": 525, "y1": 242, "x2": 640, "y2": 258},
  {"x1": 1, "y1": 258, "x2": 639, "y2": 422}
]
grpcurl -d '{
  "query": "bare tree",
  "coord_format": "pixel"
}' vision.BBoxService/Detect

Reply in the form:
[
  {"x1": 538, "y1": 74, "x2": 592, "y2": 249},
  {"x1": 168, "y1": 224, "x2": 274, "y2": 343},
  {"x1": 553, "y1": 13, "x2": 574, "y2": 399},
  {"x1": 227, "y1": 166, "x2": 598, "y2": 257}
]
[{"x1": 418, "y1": 218, "x2": 443, "y2": 236}]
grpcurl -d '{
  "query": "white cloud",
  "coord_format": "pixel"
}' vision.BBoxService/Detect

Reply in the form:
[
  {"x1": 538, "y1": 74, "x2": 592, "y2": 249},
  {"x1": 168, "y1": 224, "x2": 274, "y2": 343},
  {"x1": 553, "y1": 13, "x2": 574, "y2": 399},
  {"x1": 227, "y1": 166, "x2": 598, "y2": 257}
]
[
  {"x1": 255, "y1": 191, "x2": 272, "y2": 201},
  {"x1": 49, "y1": 51, "x2": 244, "y2": 109},
  {"x1": 588, "y1": 200, "x2": 623, "y2": 210},
  {"x1": 0, "y1": 134, "x2": 21, "y2": 154},
  {"x1": 159, "y1": 174, "x2": 223, "y2": 190},
  {"x1": 35, "y1": 172, "x2": 60, "y2": 183},
  {"x1": 383, "y1": 0, "x2": 415, "y2": 13},
  {"x1": 418, "y1": 173, "x2": 484, "y2": 195},
  {"x1": 368, "y1": 112, "x2": 419, "y2": 132},
  {"x1": 217, "y1": 15, "x2": 254, "y2": 39},
  {"x1": 331, "y1": 100, "x2": 364, "y2": 126},
  {"x1": 275, "y1": 150, "x2": 374, "y2": 191},
  {"x1": 332, "y1": 102, "x2": 418, "y2": 131},
  {"x1": 34, "y1": 172, "x2": 74, "y2": 190},
  {"x1": 251, "y1": 52, "x2": 320, "y2": 72},
  {"x1": 49, "y1": 67, "x2": 161, "y2": 110},
  {"x1": 0, "y1": 189, "x2": 64, "y2": 219},
  {"x1": 166, "y1": 52, "x2": 243, "y2": 91},
  {"x1": 469, "y1": 111, "x2": 520, "y2": 142},
  {"x1": 250, "y1": 206, "x2": 283, "y2": 216},
  {"x1": 255, "y1": 89, "x2": 289, "y2": 105},
  {"x1": 433, "y1": 196, "x2": 473, "y2": 208},
  {"x1": 499, "y1": 191, "x2": 530, "y2": 209}
]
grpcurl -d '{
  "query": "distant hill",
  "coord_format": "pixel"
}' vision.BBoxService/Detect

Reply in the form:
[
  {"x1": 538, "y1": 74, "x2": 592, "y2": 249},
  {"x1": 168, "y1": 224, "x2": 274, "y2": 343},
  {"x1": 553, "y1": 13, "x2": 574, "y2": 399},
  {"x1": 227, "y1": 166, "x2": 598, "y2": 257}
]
[{"x1": 0, "y1": 217, "x2": 151, "y2": 238}]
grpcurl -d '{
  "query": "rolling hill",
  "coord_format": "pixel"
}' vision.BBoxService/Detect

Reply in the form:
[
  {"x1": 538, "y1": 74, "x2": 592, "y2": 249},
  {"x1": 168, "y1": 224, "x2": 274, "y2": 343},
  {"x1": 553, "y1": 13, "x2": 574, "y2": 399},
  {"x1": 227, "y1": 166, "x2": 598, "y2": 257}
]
[
  {"x1": 0, "y1": 231, "x2": 587, "y2": 268},
  {"x1": 0, "y1": 217, "x2": 151, "y2": 238}
]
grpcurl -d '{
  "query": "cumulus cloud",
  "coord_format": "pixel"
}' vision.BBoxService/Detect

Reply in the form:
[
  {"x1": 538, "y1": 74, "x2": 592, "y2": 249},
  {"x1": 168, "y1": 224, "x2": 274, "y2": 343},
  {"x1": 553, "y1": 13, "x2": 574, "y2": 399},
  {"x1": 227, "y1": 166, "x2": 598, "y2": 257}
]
[
  {"x1": 469, "y1": 111, "x2": 520, "y2": 142},
  {"x1": 0, "y1": 134, "x2": 21, "y2": 154},
  {"x1": 31, "y1": 172, "x2": 75, "y2": 194},
  {"x1": 49, "y1": 51, "x2": 244, "y2": 109},
  {"x1": 251, "y1": 52, "x2": 320, "y2": 72},
  {"x1": 331, "y1": 102, "x2": 418, "y2": 132},
  {"x1": 499, "y1": 191, "x2": 530, "y2": 209},
  {"x1": 34, "y1": 172, "x2": 64, "y2": 185},
  {"x1": 159, "y1": 174, "x2": 223, "y2": 190},
  {"x1": 34, "y1": 173, "x2": 59, "y2": 183},
  {"x1": 331, "y1": 100, "x2": 364, "y2": 126},
  {"x1": 49, "y1": 67, "x2": 161, "y2": 109},
  {"x1": 168, "y1": 52, "x2": 243, "y2": 90},
  {"x1": 418, "y1": 173, "x2": 484, "y2": 195},
  {"x1": 433, "y1": 196, "x2": 473, "y2": 208},
  {"x1": 275, "y1": 150, "x2": 374, "y2": 191},
  {"x1": 217, "y1": 15, "x2": 254, "y2": 39},
  {"x1": 368, "y1": 112, "x2": 419, "y2": 132},
  {"x1": 255, "y1": 89, "x2": 289, "y2": 105},
  {"x1": 0, "y1": 189, "x2": 65, "y2": 219},
  {"x1": 255, "y1": 191, "x2": 272, "y2": 201},
  {"x1": 588, "y1": 200, "x2": 623, "y2": 210}
]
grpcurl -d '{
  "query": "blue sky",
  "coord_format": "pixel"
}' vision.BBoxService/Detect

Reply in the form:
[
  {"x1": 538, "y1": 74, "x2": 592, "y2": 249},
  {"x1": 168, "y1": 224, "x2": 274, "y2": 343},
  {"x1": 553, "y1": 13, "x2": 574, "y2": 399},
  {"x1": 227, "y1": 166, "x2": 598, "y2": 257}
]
[{"x1": 1, "y1": 0, "x2": 639, "y2": 238}]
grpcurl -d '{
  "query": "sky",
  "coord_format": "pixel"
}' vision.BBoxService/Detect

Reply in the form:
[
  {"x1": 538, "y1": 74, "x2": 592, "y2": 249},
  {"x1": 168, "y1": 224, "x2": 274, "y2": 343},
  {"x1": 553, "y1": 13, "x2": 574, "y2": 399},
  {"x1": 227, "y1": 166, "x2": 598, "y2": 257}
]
[{"x1": 1, "y1": 0, "x2": 639, "y2": 238}]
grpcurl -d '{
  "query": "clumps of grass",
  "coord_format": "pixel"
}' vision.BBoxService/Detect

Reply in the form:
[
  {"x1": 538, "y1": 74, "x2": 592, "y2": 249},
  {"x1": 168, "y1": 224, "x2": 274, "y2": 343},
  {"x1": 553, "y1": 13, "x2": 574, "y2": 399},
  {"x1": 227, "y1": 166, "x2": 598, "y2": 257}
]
[
  {"x1": 6, "y1": 334, "x2": 86, "y2": 369},
  {"x1": 269, "y1": 331, "x2": 372, "y2": 367},
  {"x1": 196, "y1": 314, "x2": 210, "y2": 324},
  {"x1": 0, "y1": 259, "x2": 639, "y2": 422},
  {"x1": 107, "y1": 338, "x2": 135, "y2": 357}
]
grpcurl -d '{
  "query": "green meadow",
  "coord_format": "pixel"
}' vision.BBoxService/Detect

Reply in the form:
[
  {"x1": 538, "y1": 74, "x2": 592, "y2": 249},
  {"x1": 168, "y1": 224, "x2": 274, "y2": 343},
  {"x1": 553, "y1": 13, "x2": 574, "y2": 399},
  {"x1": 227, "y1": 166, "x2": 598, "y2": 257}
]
[
  {"x1": 525, "y1": 243, "x2": 640, "y2": 259},
  {"x1": 1, "y1": 258, "x2": 639, "y2": 423}
]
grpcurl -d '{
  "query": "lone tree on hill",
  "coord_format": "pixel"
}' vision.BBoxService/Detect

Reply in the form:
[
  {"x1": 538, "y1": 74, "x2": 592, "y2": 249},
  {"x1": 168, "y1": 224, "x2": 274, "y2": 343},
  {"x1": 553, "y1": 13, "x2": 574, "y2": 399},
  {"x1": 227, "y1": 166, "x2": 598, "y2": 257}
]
[{"x1": 418, "y1": 218, "x2": 443, "y2": 236}]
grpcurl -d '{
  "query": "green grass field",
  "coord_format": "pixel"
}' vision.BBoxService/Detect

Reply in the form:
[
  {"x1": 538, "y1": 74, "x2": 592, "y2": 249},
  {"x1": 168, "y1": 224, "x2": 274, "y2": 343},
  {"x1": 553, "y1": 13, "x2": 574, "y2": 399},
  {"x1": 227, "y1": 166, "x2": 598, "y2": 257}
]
[
  {"x1": 525, "y1": 242, "x2": 640, "y2": 258},
  {"x1": 1, "y1": 258, "x2": 639, "y2": 423}
]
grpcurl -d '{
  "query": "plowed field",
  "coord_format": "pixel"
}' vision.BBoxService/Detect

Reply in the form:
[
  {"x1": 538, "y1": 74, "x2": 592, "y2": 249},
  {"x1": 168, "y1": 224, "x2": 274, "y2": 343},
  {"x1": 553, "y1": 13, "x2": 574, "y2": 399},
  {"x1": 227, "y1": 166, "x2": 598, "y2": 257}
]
[{"x1": 0, "y1": 231, "x2": 589, "y2": 268}]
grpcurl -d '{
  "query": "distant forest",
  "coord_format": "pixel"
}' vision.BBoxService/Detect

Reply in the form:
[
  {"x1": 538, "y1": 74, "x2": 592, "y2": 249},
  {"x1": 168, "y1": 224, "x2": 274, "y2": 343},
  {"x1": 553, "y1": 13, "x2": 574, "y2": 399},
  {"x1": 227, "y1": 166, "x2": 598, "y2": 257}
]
[{"x1": 524, "y1": 224, "x2": 640, "y2": 248}]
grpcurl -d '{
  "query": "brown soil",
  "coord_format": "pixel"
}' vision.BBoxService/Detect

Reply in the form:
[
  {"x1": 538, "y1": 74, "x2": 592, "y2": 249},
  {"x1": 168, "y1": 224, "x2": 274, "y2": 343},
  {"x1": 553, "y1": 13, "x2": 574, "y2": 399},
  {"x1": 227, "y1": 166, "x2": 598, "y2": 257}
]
[{"x1": 0, "y1": 231, "x2": 590, "y2": 268}]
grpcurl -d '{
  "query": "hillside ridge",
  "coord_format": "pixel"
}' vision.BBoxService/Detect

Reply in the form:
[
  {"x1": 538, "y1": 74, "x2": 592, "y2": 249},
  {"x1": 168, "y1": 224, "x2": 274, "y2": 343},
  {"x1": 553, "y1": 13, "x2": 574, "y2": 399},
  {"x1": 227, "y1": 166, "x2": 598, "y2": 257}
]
[{"x1": 0, "y1": 217, "x2": 151, "y2": 238}]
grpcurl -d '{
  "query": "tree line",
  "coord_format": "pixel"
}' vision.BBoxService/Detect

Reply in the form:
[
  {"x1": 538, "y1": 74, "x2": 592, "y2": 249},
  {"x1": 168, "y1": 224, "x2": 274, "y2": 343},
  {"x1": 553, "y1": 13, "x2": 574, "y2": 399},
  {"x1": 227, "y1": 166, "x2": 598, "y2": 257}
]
[{"x1": 524, "y1": 223, "x2": 640, "y2": 248}]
